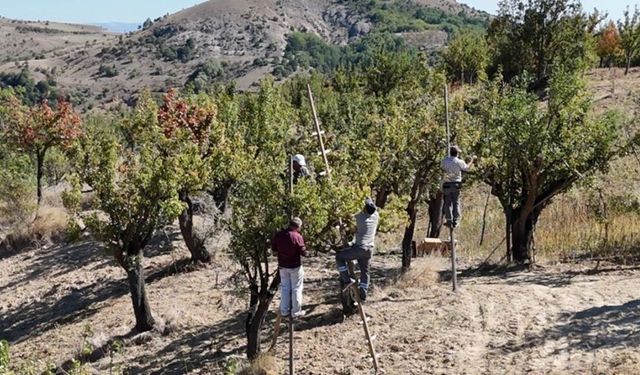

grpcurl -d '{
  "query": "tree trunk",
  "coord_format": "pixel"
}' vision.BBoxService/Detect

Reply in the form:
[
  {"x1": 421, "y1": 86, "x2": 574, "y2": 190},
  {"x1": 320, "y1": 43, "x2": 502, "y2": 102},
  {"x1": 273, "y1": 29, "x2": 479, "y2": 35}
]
[
  {"x1": 427, "y1": 191, "x2": 443, "y2": 238},
  {"x1": 36, "y1": 149, "x2": 45, "y2": 206},
  {"x1": 401, "y1": 198, "x2": 419, "y2": 273},
  {"x1": 246, "y1": 273, "x2": 280, "y2": 359},
  {"x1": 126, "y1": 260, "x2": 155, "y2": 332},
  {"x1": 625, "y1": 55, "x2": 631, "y2": 75},
  {"x1": 509, "y1": 208, "x2": 540, "y2": 264},
  {"x1": 375, "y1": 187, "x2": 391, "y2": 209},
  {"x1": 178, "y1": 191, "x2": 210, "y2": 263}
]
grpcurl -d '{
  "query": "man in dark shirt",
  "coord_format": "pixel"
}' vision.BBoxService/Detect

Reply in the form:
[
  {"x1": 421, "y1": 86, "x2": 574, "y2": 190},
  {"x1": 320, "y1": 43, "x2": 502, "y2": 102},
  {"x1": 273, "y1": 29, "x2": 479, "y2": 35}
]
[{"x1": 272, "y1": 217, "x2": 307, "y2": 317}]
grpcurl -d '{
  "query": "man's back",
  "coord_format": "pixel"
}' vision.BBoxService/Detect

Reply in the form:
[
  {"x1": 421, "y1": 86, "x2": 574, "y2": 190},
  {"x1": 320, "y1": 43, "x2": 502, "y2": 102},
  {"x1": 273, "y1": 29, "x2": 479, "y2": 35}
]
[
  {"x1": 355, "y1": 211, "x2": 379, "y2": 248},
  {"x1": 441, "y1": 156, "x2": 469, "y2": 183},
  {"x1": 273, "y1": 228, "x2": 307, "y2": 269}
]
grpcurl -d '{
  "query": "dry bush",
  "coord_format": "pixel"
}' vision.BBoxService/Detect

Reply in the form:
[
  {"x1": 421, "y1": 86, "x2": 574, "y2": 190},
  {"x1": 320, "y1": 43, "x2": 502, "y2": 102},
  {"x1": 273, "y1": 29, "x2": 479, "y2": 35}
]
[
  {"x1": 394, "y1": 256, "x2": 444, "y2": 290},
  {"x1": 156, "y1": 309, "x2": 183, "y2": 336},
  {"x1": 0, "y1": 206, "x2": 69, "y2": 252},
  {"x1": 237, "y1": 354, "x2": 279, "y2": 375}
]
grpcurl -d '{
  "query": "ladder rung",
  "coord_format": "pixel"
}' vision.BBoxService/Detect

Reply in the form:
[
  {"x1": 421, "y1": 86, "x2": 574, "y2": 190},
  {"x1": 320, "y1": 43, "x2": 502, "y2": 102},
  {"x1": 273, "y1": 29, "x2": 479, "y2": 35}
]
[
  {"x1": 317, "y1": 149, "x2": 331, "y2": 156},
  {"x1": 312, "y1": 131, "x2": 325, "y2": 136},
  {"x1": 318, "y1": 170, "x2": 329, "y2": 176}
]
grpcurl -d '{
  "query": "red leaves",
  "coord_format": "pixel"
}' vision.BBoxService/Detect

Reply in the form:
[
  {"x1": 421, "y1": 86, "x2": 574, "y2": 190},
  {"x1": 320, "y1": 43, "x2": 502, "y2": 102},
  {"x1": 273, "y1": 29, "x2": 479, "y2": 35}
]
[
  {"x1": 158, "y1": 89, "x2": 216, "y2": 151},
  {"x1": 3, "y1": 95, "x2": 82, "y2": 152}
]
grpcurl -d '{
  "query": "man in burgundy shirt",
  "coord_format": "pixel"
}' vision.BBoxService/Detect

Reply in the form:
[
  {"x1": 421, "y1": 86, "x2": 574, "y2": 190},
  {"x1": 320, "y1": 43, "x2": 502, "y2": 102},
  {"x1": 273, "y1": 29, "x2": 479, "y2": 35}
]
[{"x1": 272, "y1": 217, "x2": 307, "y2": 318}]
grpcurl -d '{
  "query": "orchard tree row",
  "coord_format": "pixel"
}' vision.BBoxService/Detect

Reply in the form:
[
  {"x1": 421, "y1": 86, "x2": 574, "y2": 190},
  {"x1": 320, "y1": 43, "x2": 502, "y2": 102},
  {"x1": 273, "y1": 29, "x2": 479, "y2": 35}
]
[{"x1": 0, "y1": 0, "x2": 635, "y2": 360}]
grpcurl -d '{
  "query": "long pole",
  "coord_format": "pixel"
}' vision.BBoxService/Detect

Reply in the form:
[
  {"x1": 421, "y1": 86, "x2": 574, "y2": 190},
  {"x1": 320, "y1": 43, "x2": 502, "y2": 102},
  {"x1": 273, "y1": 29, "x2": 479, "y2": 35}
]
[
  {"x1": 445, "y1": 84, "x2": 451, "y2": 157},
  {"x1": 444, "y1": 83, "x2": 457, "y2": 292},
  {"x1": 307, "y1": 84, "x2": 331, "y2": 178},
  {"x1": 352, "y1": 284, "x2": 379, "y2": 372},
  {"x1": 288, "y1": 314, "x2": 294, "y2": 375}
]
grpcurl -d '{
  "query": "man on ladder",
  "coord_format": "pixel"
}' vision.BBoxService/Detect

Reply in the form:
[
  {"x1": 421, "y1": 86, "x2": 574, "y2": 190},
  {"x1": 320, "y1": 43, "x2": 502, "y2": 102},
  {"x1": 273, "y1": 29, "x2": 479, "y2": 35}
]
[
  {"x1": 292, "y1": 154, "x2": 311, "y2": 183},
  {"x1": 335, "y1": 197, "x2": 379, "y2": 302},
  {"x1": 441, "y1": 145, "x2": 476, "y2": 229}
]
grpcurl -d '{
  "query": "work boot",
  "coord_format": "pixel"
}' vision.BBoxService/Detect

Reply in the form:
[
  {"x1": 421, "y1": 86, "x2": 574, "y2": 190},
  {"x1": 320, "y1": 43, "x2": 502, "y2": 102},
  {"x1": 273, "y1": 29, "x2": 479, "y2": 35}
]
[{"x1": 359, "y1": 287, "x2": 367, "y2": 302}]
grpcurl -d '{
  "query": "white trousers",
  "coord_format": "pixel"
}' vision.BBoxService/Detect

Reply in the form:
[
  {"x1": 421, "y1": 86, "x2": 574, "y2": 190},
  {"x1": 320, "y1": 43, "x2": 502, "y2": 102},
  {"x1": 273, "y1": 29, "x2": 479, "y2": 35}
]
[{"x1": 279, "y1": 266, "x2": 304, "y2": 316}]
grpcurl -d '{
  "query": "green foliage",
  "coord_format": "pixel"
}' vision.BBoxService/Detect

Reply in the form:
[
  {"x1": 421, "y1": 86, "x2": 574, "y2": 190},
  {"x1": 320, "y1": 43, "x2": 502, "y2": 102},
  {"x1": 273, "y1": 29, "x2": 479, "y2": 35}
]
[
  {"x1": 469, "y1": 69, "x2": 620, "y2": 261},
  {"x1": 0, "y1": 340, "x2": 9, "y2": 372},
  {"x1": 275, "y1": 32, "x2": 413, "y2": 79},
  {"x1": 617, "y1": 6, "x2": 640, "y2": 72},
  {"x1": 441, "y1": 29, "x2": 489, "y2": 84},
  {"x1": 43, "y1": 148, "x2": 70, "y2": 186},
  {"x1": 98, "y1": 64, "x2": 118, "y2": 78},
  {"x1": 0, "y1": 69, "x2": 59, "y2": 105},
  {"x1": 338, "y1": 0, "x2": 489, "y2": 34},
  {"x1": 62, "y1": 174, "x2": 83, "y2": 242},
  {"x1": 81, "y1": 95, "x2": 184, "y2": 268},
  {"x1": 184, "y1": 59, "x2": 227, "y2": 93},
  {"x1": 488, "y1": 0, "x2": 597, "y2": 89},
  {"x1": 0, "y1": 149, "x2": 36, "y2": 227},
  {"x1": 158, "y1": 37, "x2": 197, "y2": 63}
]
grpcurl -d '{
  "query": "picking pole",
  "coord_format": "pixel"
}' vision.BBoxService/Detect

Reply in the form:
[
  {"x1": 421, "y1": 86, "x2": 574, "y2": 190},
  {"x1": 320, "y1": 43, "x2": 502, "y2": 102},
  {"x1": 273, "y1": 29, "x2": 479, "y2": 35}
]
[
  {"x1": 288, "y1": 314, "x2": 294, "y2": 375},
  {"x1": 269, "y1": 312, "x2": 282, "y2": 353},
  {"x1": 445, "y1": 84, "x2": 451, "y2": 157},
  {"x1": 352, "y1": 284, "x2": 379, "y2": 373},
  {"x1": 307, "y1": 84, "x2": 331, "y2": 179},
  {"x1": 450, "y1": 226, "x2": 458, "y2": 292}
]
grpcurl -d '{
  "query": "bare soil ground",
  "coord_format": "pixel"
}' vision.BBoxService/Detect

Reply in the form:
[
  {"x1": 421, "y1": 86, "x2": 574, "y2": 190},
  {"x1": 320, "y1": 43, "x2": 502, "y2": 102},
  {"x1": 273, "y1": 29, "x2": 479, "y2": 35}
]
[{"x1": 2, "y1": 231, "x2": 640, "y2": 374}]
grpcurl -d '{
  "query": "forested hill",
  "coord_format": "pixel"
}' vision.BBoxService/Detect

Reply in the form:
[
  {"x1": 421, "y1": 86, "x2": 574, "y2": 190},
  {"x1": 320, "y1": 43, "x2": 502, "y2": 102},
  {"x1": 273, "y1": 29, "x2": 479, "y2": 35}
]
[{"x1": 0, "y1": 0, "x2": 490, "y2": 111}]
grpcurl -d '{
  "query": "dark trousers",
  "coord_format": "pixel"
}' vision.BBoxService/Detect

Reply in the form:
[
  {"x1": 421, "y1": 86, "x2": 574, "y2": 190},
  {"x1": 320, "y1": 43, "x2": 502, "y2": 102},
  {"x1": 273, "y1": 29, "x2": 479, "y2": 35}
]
[
  {"x1": 335, "y1": 245, "x2": 372, "y2": 292},
  {"x1": 443, "y1": 182, "x2": 462, "y2": 224}
]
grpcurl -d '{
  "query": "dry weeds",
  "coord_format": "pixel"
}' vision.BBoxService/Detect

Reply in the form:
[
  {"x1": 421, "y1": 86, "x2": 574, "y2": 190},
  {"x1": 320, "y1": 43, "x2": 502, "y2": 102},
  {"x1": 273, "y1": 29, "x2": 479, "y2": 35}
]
[{"x1": 237, "y1": 354, "x2": 279, "y2": 375}]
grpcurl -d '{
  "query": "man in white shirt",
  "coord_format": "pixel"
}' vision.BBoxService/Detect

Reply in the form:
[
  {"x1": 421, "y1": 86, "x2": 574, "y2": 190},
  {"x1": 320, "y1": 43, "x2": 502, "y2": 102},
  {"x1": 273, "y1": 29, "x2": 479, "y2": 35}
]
[
  {"x1": 441, "y1": 146, "x2": 476, "y2": 229},
  {"x1": 335, "y1": 197, "x2": 379, "y2": 302}
]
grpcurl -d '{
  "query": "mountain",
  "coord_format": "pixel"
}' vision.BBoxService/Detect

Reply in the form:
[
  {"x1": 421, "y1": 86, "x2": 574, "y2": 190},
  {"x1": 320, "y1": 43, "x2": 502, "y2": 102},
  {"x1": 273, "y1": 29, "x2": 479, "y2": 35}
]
[
  {"x1": 92, "y1": 22, "x2": 141, "y2": 33},
  {"x1": 0, "y1": 0, "x2": 490, "y2": 111}
]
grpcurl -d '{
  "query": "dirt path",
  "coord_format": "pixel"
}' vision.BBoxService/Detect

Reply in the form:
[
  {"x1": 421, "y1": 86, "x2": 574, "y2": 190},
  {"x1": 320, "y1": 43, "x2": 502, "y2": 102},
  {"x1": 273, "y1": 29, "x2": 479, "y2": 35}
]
[{"x1": 2, "y1": 240, "x2": 640, "y2": 374}]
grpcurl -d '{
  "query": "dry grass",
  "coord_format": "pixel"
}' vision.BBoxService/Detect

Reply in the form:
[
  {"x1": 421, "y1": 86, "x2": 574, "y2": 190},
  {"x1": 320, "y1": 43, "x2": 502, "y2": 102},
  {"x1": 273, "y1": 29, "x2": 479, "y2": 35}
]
[
  {"x1": 0, "y1": 205, "x2": 69, "y2": 252},
  {"x1": 237, "y1": 354, "x2": 279, "y2": 375},
  {"x1": 394, "y1": 256, "x2": 443, "y2": 289}
]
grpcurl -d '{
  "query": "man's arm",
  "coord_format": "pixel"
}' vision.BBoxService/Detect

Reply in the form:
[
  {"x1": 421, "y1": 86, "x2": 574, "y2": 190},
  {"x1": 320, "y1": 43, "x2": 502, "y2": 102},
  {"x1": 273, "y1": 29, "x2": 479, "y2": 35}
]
[
  {"x1": 296, "y1": 234, "x2": 308, "y2": 257},
  {"x1": 459, "y1": 156, "x2": 476, "y2": 172}
]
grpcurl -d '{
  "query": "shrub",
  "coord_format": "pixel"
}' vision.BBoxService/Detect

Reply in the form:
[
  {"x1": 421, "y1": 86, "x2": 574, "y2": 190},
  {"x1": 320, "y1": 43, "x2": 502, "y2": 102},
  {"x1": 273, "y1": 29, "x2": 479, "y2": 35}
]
[{"x1": 98, "y1": 64, "x2": 118, "y2": 77}]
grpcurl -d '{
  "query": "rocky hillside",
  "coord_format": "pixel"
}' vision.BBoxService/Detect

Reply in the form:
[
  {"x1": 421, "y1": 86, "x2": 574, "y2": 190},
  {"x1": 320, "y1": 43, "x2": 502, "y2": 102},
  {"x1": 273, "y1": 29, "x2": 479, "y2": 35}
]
[{"x1": 0, "y1": 0, "x2": 489, "y2": 111}]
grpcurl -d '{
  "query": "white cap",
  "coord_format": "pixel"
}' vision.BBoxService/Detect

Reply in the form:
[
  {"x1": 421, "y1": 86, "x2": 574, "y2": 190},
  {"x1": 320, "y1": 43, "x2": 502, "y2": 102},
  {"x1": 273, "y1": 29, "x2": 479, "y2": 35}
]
[{"x1": 293, "y1": 154, "x2": 306, "y2": 166}]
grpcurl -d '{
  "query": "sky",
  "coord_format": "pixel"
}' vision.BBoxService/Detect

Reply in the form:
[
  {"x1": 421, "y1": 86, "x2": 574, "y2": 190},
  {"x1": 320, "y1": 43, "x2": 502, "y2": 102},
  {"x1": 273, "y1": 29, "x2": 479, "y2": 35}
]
[
  {"x1": 464, "y1": 0, "x2": 635, "y2": 21},
  {"x1": 0, "y1": 0, "x2": 637, "y2": 24}
]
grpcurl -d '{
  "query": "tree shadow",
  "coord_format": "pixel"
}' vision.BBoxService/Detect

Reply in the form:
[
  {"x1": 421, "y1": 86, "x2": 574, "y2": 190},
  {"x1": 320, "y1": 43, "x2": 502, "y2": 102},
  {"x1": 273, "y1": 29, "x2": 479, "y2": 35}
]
[
  {"x1": 497, "y1": 299, "x2": 640, "y2": 354},
  {"x1": 440, "y1": 263, "x2": 578, "y2": 288},
  {"x1": 1, "y1": 244, "x2": 195, "y2": 345},
  {"x1": 144, "y1": 230, "x2": 183, "y2": 259},
  {"x1": 0, "y1": 241, "x2": 111, "y2": 295},
  {"x1": 0, "y1": 278, "x2": 128, "y2": 344},
  {"x1": 125, "y1": 314, "x2": 246, "y2": 374}
]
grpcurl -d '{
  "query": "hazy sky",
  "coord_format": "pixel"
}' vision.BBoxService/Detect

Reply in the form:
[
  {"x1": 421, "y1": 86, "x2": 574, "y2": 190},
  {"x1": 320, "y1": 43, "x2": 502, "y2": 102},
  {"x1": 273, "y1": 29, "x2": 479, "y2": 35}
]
[
  {"x1": 464, "y1": 0, "x2": 636, "y2": 20},
  {"x1": 0, "y1": 0, "x2": 637, "y2": 24}
]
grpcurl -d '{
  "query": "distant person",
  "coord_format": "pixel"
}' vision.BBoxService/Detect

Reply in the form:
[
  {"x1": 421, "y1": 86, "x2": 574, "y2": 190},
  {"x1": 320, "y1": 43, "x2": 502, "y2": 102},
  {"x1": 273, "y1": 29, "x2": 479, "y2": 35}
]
[
  {"x1": 272, "y1": 217, "x2": 307, "y2": 318},
  {"x1": 441, "y1": 146, "x2": 476, "y2": 229},
  {"x1": 335, "y1": 197, "x2": 379, "y2": 302},
  {"x1": 292, "y1": 154, "x2": 311, "y2": 184}
]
